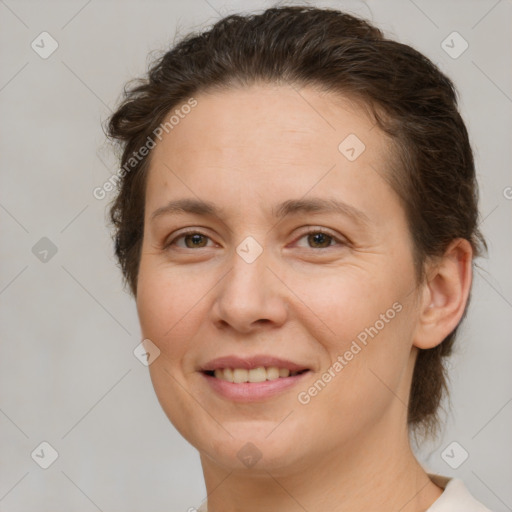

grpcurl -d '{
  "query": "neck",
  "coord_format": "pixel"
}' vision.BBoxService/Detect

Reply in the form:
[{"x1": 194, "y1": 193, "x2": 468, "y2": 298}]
[{"x1": 199, "y1": 410, "x2": 443, "y2": 512}]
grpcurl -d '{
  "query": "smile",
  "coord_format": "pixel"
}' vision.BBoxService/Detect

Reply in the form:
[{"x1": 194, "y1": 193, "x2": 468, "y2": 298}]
[
  {"x1": 201, "y1": 370, "x2": 311, "y2": 402},
  {"x1": 205, "y1": 367, "x2": 307, "y2": 383},
  {"x1": 199, "y1": 355, "x2": 312, "y2": 401}
]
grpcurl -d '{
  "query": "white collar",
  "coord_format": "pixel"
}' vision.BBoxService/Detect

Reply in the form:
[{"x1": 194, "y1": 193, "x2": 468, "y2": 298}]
[{"x1": 426, "y1": 473, "x2": 492, "y2": 511}]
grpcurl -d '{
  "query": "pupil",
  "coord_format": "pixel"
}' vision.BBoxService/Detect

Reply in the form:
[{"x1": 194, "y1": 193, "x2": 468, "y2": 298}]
[
  {"x1": 186, "y1": 234, "x2": 206, "y2": 248},
  {"x1": 309, "y1": 233, "x2": 330, "y2": 248}
]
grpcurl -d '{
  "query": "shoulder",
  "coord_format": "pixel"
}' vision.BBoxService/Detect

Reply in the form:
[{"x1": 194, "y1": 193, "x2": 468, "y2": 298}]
[{"x1": 427, "y1": 473, "x2": 493, "y2": 512}]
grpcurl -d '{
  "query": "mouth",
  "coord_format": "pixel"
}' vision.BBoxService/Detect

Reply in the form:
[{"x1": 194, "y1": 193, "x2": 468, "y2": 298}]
[
  {"x1": 199, "y1": 355, "x2": 312, "y2": 401},
  {"x1": 203, "y1": 366, "x2": 310, "y2": 383}
]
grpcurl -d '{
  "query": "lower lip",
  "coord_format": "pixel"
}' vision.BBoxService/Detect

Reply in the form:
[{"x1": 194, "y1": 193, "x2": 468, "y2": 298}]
[{"x1": 201, "y1": 371, "x2": 310, "y2": 402}]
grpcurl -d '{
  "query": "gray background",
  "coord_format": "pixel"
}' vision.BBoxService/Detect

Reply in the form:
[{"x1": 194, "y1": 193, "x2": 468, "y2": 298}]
[{"x1": 0, "y1": 0, "x2": 511, "y2": 510}]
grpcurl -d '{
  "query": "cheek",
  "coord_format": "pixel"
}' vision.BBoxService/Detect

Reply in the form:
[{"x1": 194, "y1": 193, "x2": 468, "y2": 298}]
[
  {"x1": 290, "y1": 261, "x2": 416, "y2": 406},
  {"x1": 135, "y1": 258, "x2": 204, "y2": 360},
  {"x1": 135, "y1": 259, "x2": 211, "y2": 441},
  {"x1": 288, "y1": 262, "x2": 407, "y2": 349},
  {"x1": 297, "y1": 298, "x2": 414, "y2": 438}
]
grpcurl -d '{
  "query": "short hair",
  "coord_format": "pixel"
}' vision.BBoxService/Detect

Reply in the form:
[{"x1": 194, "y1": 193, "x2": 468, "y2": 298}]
[{"x1": 106, "y1": 5, "x2": 487, "y2": 439}]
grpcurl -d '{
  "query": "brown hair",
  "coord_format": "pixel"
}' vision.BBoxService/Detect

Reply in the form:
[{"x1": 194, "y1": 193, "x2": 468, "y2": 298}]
[{"x1": 106, "y1": 5, "x2": 487, "y2": 439}]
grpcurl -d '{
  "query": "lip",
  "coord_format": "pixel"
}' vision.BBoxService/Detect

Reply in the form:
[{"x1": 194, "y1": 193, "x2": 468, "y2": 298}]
[
  {"x1": 201, "y1": 370, "x2": 310, "y2": 402},
  {"x1": 199, "y1": 354, "x2": 312, "y2": 402},
  {"x1": 200, "y1": 355, "x2": 309, "y2": 373}
]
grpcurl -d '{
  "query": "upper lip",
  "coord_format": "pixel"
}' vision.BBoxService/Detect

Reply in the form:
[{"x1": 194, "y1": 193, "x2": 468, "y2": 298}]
[{"x1": 200, "y1": 355, "x2": 310, "y2": 372}]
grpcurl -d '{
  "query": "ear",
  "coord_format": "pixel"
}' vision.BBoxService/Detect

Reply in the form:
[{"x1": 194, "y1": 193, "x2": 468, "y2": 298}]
[{"x1": 413, "y1": 238, "x2": 473, "y2": 350}]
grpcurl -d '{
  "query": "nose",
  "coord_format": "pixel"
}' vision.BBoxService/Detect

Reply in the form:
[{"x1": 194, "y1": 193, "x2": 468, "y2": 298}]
[{"x1": 211, "y1": 243, "x2": 288, "y2": 334}]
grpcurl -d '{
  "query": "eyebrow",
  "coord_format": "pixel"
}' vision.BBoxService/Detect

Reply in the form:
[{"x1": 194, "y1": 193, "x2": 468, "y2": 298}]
[{"x1": 150, "y1": 197, "x2": 371, "y2": 227}]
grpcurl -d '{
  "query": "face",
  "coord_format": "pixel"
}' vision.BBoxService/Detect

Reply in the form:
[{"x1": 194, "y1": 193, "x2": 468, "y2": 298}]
[{"x1": 136, "y1": 84, "x2": 423, "y2": 473}]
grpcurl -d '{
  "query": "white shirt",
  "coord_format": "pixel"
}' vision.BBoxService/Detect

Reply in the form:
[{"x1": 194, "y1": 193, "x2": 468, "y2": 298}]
[
  {"x1": 426, "y1": 473, "x2": 492, "y2": 511},
  {"x1": 195, "y1": 473, "x2": 492, "y2": 511}
]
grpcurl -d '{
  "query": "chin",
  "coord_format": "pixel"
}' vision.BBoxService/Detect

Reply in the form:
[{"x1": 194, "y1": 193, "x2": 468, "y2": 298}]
[{"x1": 191, "y1": 420, "x2": 309, "y2": 473}]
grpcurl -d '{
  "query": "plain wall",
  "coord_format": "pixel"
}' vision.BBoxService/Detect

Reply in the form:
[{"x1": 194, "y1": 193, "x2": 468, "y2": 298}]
[{"x1": 1, "y1": 0, "x2": 511, "y2": 510}]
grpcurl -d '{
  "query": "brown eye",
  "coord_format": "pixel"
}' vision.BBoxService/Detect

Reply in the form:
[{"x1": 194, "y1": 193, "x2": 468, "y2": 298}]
[
  {"x1": 306, "y1": 232, "x2": 334, "y2": 249},
  {"x1": 294, "y1": 228, "x2": 345, "y2": 250},
  {"x1": 182, "y1": 233, "x2": 209, "y2": 248},
  {"x1": 165, "y1": 231, "x2": 214, "y2": 250}
]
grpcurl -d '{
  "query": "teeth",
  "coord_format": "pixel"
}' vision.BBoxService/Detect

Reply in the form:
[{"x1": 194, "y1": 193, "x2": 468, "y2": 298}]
[
  {"x1": 233, "y1": 369, "x2": 248, "y2": 383},
  {"x1": 266, "y1": 366, "x2": 280, "y2": 380},
  {"x1": 211, "y1": 366, "x2": 303, "y2": 383},
  {"x1": 248, "y1": 367, "x2": 267, "y2": 383}
]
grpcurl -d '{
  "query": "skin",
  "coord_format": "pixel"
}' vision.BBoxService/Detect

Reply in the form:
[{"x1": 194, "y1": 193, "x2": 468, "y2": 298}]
[{"x1": 136, "y1": 84, "x2": 473, "y2": 512}]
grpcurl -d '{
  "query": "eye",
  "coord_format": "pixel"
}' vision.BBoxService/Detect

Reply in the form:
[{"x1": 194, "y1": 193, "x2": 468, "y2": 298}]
[
  {"x1": 294, "y1": 228, "x2": 346, "y2": 249},
  {"x1": 165, "y1": 230, "x2": 215, "y2": 249},
  {"x1": 163, "y1": 227, "x2": 347, "y2": 251}
]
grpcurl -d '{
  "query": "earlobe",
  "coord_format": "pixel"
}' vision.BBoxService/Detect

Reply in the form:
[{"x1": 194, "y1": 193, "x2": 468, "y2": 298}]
[{"x1": 413, "y1": 238, "x2": 473, "y2": 350}]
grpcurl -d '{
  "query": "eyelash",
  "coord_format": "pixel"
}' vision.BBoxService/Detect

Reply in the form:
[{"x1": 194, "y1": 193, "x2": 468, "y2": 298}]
[{"x1": 164, "y1": 227, "x2": 347, "y2": 251}]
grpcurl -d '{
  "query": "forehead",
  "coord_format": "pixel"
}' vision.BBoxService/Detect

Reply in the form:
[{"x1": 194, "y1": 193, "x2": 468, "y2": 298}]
[
  {"x1": 144, "y1": 84, "x2": 397, "y2": 222},
  {"x1": 152, "y1": 84, "x2": 382, "y2": 165}
]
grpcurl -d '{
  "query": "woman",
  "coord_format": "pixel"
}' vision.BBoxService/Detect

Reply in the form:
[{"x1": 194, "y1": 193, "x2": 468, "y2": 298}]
[{"x1": 106, "y1": 6, "x2": 491, "y2": 511}]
